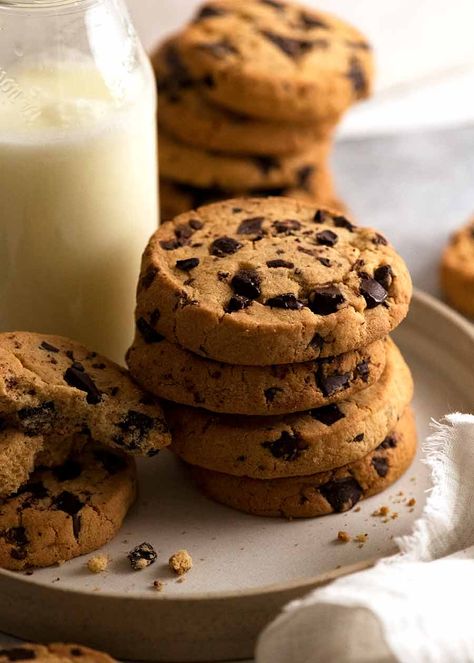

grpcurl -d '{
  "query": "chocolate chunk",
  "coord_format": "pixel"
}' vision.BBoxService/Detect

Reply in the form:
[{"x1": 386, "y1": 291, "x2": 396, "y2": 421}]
[
  {"x1": 5, "y1": 527, "x2": 28, "y2": 547},
  {"x1": 265, "y1": 293, "x2": 305, "y2": 310},
  {"x1": 333, "y1": 215, "x2": 355, "y2": 231},
  {"x1": 0, "y1": 649, "x2": 36, "y2": 661},
  {"x1": 39, "y1": 341, "x2": 59, "y2": 353},
  {"x1": 377, "y1": 434, "x2": 397, "y2": 450},
  {"x1": 176, "y1": 257, "x2": 200, "y2": 271},
  {"x1": 53, "y1": 491, "x2": 84, "y2": 517},
  {"x1": 194, "y1": 5, "x2": 227, "y2": 20},
  {"x1": 360, "y1": 276, "x2": 388, "y2": 308},
  {"x1": 70, "y1": 649, "x2": 84, "y2": 657},
  {"x1": 313, "y1": 209, "x2": 330, "y2": 224},
  {"x1": 315, "y1": 229, "x2": 338, "y2": 247},
  {"x1": 160, "y1": 239, "x2": 179, "y2": 251},
  {"x1": 128, "y1": 542, "x2": 157, "y2": 570},
  {"x1": 373, "y1": 232, "x2": 388, "y2": 246},
  {"x1": 316, "y1": 370, "x2": 351, "y2": 397},
  {"x1": 225, "y1": 294, "x2": 252, "y2": 313},
  {"x1": 347, "y1": 55, "x2": 368, "y2": 98},
  {"x1": 262, "y1": 31, "x2": 327, "y2": 58},
  {"x1": 136, "y1": 317, "x2": 164, "y2": 344},
  {"x1": 139, "y1": 266, "x2": 158, "y2": 290},
  {"x1": 355, "y1": 359, "x2": 370, "y2": 382},
  {"x1": 297, "y1": 164, "x2": 315, "y2": 190},
  {"x1": 210, "y1": 236, "x2": 243, "y2": 257},
  {"x1": 18, "y1": 401, "x2": 56, "y2": 435},
  {"x1": 217, "y1": 271, "x2": 230, "y2": 281},
  {"x1": 319, "y1": 477, "x2": 363, "y2": 512},
  {"x1": 374, "y1": 265, "x2": 393, "y2": 290},
  {"x1": 64, "y1": 365, "x2": 102, "y2": 405},
  {"x1": 264, "y1": 387, "x2": 283, "y2": 403},
  {"x1": 309, "y1": 286, "x2": 345, "y2": 315},
  {"x1": 92, "y1": 363, "x2": 106, "y2": 370},
  {"x1": 372, "y1": 456, "x2": 389, "y2": 478},
  {"x1": 310, "y1": 333, "x2": 324, "y2": 349},
  {"x1": 254, "y1": 155, "x2": 280, "y2": 175},
  {"x1": 18, "y1": 481, "x2": 48, "y2": 501},
  {"x1": 318, "y1": 257, "x2": 332, "y2": 267},
  {"x1": 310, "y1": 403, "x2": 345, "y2": 425},
  {"x1": 149, "y1": 308, "x2": 161, "y2": 327},
  {"x1": 260, "y1": 0, "x2": 285, "y2": 8},
  {"x1": 266, "y1": 259, "x2": 294, "y2": 268},
  {"x1": 299, "y1": 11, "x2": 329, "y2": 30},
  {"x1": 189, "y1": 219, "x2": 203, "y2": 230},
  {"x1": 94, "y1": 449, "x2": 128, "y2": 475},
  {"x1": 52, "y1": 460, "x2": 82, "y2": 482},
  {"x1": 262, "y1": 431, "x2": 308, "y2": 461},
  {"x1": 353, "y1": 433, "x2": 365, "y2": 442},
  {"x1": 115, "y1": 410, "x2": 155, "y2": 450},
  {"x1": 272, "y1": 219, "x2": 301, "y2": 234},
  {"x1": 237, "y1": 217, "x2": 265, "y2": 235},
  {"x1": 231, "y1": 269, "x2": 261, "y2": 299},
  {"x1": 197, "y1": 39, "x2": 237, "y2": 59}
]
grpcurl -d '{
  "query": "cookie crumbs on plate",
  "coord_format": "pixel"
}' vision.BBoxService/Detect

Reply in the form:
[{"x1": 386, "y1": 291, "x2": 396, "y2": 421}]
[
  {"x1": 407, "y1": 498, "x2": 416, "y2": 507},
  {"x1": 353, "y1": 507, "x2": 361, "y2": 512},
  {"x1": 337, "y1": 530, "x2": 351, "y2": 543},
  {"x1": 391, "y1": 512, "x2": 399, "y2": 520},
  {"x1": 128, "y1": 542, "x2": 157, "y2": 571},
  {"x1": 169, "y1": 549, "x2": 193, "y2": 576},
  {"x1": 153, "y1": 580, "x2": 165, "y2": 592},
  {"x1": 372, "y1": 506, "x2": 389, "y2": 517},
  {"x1": 87, "y1": 554, "x2": 109, "y2": 574},
  {"x1": 176, "y1": 577, "x2": 186, "y2": 584},
  {"x1": 355, "y1": 533, "x2": 368, "y2": 544}
]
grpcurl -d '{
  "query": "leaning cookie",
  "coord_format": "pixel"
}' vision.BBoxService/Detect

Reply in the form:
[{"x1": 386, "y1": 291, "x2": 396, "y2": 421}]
[
  {"x1": 0, "y1": 643, "x2": 116, "y2": 663},
  {"x1": 0, "y1": 444, "x2": 136, "y2": 570},
  {"x1": 168, "y1": 341, "x2": 413, "y2": 478},
  {"x1": 0, "y1": 332, "x2": 171, "y2": 456},
  {"x1": 187, "y1": 407, "x2": 417, "y2": 518},
  {"x1": 175, "y1": 0, "x2": 373, "y2": 123},
  {"x1": 440, "y1": 217, "x2": 474, "y2": 317},
  {"x1": 136, "y1": 198, "x2": 412, "y2": 365},
  {"x1": 127, "y1": 334, "x2": 387, "y2": 415}
]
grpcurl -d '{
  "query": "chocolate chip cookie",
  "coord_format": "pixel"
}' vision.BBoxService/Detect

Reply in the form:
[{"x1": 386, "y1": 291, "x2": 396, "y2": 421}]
[
  {"x1": 0, "y1": 429, "x2": 43, "y2": 498},
  {"x1": 0, "y1": 333, "x2": 171, "y2": 456},
  {"x1": 175, "y1": 0, "x2": 374, "y2": 122},
  {"x1": 0, "y1": 644, "x2": 116, "y2": 663},
  {"x1": 137, "y1": 198, "x2": 412, "y2": 365},
  {"x1": 187, "y1": 406, "x2": 417, "y2": 517},
  {"x1": 155, "y1": 38, "x2": 335, "y2": 155},
  {"x1": 440, "y1": 217, "x2": 474, "y2": 317},
  {"x1": 159, "y1": 131, "x2": 332, "y2": 192},
  {"x1": 127, "y1": 333, "x2": 386, "y2": 415},
  {"x1": 0, "y1": 444, "x2": 137, "y2": 570},
  {"x1": 168, "y1": 341, "x2": 413, "y2": 478}
]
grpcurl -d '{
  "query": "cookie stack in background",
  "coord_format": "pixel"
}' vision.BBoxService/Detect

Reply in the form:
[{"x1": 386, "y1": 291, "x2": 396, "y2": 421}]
[
  {"x1": 153, "y1": 0, "x2": 374, "y2": 221},
  {"x1": 128, "y1": 197, "x2": 416, "y2": 518},
  {"x1": 0, "y1": 333, "x2": 170, "y2": 570}
]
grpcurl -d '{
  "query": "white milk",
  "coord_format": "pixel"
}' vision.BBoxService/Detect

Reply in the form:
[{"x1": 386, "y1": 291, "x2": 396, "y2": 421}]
[{"x1": 0, "y1": 63, "x2": 158, "y2": 363}]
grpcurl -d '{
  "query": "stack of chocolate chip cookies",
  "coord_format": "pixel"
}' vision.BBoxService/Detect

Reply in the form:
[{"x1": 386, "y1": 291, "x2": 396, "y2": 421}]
[
  {"x1": 154, "y1": 0, "x2": 374, "y2": 220},
  {"x1": 128, "y1": 197, "x2": 416, "y2": 518},
  {"x1": 0, "y1": 333, "x2": 170, "y2": 569}
]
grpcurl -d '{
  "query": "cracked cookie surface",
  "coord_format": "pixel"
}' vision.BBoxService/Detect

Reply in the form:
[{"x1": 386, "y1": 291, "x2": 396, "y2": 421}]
[
  {"x1": 187, "y1": 406, "x2": 417, "y2": 517},
  {"x1": 168, "y1": 341, "x2": 413, "y2": 478},
  {"x1": 127, "y1": 334, "x2": 386, "y2": 416},
  {"x1": 0, "y1": 332, "x2": 171, "y2": 456},
  {"x1": 174, "y1": 0, "x2": 373, "y2": 122},
  {"x1": 136, "y1": 198, "x2": 412, "y2": 365},
  {"x1": 440, "y1": 217, "x2": 474, "y2": 317},
  {"x1": 0, "y1": 444, "x2": 136, "y2": 570}
]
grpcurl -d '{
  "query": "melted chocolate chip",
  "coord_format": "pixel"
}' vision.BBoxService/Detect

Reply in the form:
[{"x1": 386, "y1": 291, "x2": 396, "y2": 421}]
[
  {"x1": 160, "y1": 239, "x2": 179, "y2": 251},
  {"x1": 136, "y1": 317, "x2": 165, "y2": 344},
  {"x1": 194, "y1": 5, "x2": 227, "y2": 20},
  {"x1": 265, "y1": 293, "x2": 304, "y2": 310},
  {"x1": 128, "y1": 542, "x2": 157, "y2": 570},
  {"x1": 319, "y1": 477, "x2": 363, "y2": 512},
  {"x1": 299, "y1": 11, "x2": 329, "y2": 30},
  {"x1": 316, "y1": 370, "x2": 351, "y2": 397},
  {"x1": 53, "y1": 491, "x2": 84, "y2": 517},
  {"x1": 64, "y1": 365, "x2": 102, "y2": 405},
  {"x1": 355, "y1": 359, "x2": 370, "y2": 383},
  {"x1": 272, "y1": 219, "x2": 301, "y2": 234},
  {"x1": 264, "y1": 387, "x2": 283, "y2": 403},
  {"x1": 52, "y1": 460, "x2": 82, "y2": 482},
  {"x1": 260, "y1": 0, "x2": 285, "y2": 8},
  {"x1": 210, "y1": 236, "x2": 243, "y2": 257},
  {"x1": 373, "y1": 232, "x2": 388, "y2": 246},
  {"x1": 217, "y1": 271, "x2": 230, "y2": 281},
  {"x1": 197, "y1": 39, "x2": 237, "y2": 59},
  {"x1": 372, "y1": 456, "x2": 389, "y2": 478},
  {"x1": 310, "y1": 333, "x2": 324, "y2": 349},
  {"x1": 262, "y1": 31, "x2": 327, "y2": 58},
  {"x1": 70, "y1": 649, "x2": 84, "y2": 657},
  {"x1": 333, "y1": 215, "x2": 355, "y2": 231},
  {"x1": 354, "y1": 433, "x2": 365, "y2": 442},
  {"x1": 347, "y1": 55, "x2": 368, "y2": 98},
  {"x1": 254, "y1": 155, "x2": 280, "y2": 175},
  {"x1": 360, "y1": 276, "x2": 388, "y2": 309},
  {"x1": 5, "y1": 527, "x2": 28, "y2": 547},
  {"x1": 114, "y1": 410, "x2": 155, "y2": 450},
  {"x1": 310, "y1": 403, "x2": 345, "y2": 425},
  {"x1": 296, "y1": 164, "x2": 315, "y2": 190},
  {"x1": 309, "y1": 286, "x2": 345, "y2": 315},
  {"x1": 318, "y1": 257, "x2": 332, "y2": 267},
  {"x1": 377, "y1": 434, "x2": 397, "y2": 450},
  {"x1": 374, "y1": 265, "x2": 393, "y2": 290},
  {"x1": 0, "y1": 649, "x2": 36, "y2": 661},
  {"x1": 18, "y1": 480, "x2": 48, "y2": 501},
  {"x1": 176, "y1": 257, "x2": 200, "y2": 271},
  {"x1": 149, "y1": 308, "x2": 161, "y2": 327},
  {"x1": 231, "y1": 269, "x2": 261, "y2": 299},
  {"x1": 139, "y1": 266, "x2": 158, "y2": 290},
  {"x1": 266, "y1": 259, "x2": 294, "y2": 268},
  {"x1": 18, "y1": 402, "x2": 56, "y2": 435},
  {"x1": 225, "y1": 294, "x2": 252, "y2": 313},
  {"x1": 262, "y1": 431, "x2": 308, "y2": 461},
  {"x1": 189, "y1": 219, "x2": 203, "y2": 230},
  {"x1": 315, "y1": 229, "x2": 338, "y2": 247},
  {"x1": 39, "y1": 341, "x2": 59, "y2": 353},
  {"x1": 237, "y1": 217, "x2": 265, "y2": 235}
]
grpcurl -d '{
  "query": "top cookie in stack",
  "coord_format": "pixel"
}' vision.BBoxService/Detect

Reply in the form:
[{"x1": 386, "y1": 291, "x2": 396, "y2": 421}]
[
  {"x1": 155, "y1": 0, "x2": 374, "y2": 219},
  {"x1": 128, "y1": 197, "x2": 415, "y2": 518}
]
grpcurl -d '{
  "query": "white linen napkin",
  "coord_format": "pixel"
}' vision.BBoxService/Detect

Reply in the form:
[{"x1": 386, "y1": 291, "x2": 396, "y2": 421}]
[{"x1": 256, "y1": 414, "x2": 474, "y2": 663}]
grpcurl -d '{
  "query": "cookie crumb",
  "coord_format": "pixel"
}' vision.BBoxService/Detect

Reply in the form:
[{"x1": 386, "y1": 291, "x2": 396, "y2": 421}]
[
  {"x1": 169, "y1": 549, "x2": 193, "y2": 576},
  {"x1": 337, "y1": 530, "x2": 351, "y2": 543},
  {"x1": 353, "y1": 507, "x2": 361, "y2": 512},
  {"x1": 407, "y1": 498, "x2": 416, "y2": 507},
  {"x1": 128, "y1": 542, "x2": 157, "y2": 571},
  {"x1": 355, "y1": 533, "x2": 368, "y2": 544},
  {"x1": 372, "y1": 505, "x2": 389, "y2": 517},
  {"x1": 391, "y1": 512, "x2": 399, "y2": 520},
  {"x1": 87, "y1": 554, "x2": 109, "y2": 574},
  {"x1": 176, "y1": 577, "x2": 186, "y2": 584},
  {"x1": 153, "y1": 580, "x2": 165, "y2": 592}
]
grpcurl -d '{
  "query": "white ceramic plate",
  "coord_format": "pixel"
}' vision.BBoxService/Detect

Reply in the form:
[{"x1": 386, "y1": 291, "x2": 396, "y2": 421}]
[{"x1": 0, "y1": 290, "x2": 473, "y2": 662}]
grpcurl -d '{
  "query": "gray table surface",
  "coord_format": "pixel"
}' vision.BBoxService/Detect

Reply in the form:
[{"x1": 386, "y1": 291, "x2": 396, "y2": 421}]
[{"x1": 1, "y1": 124, "x2": 473, "y2": 654}]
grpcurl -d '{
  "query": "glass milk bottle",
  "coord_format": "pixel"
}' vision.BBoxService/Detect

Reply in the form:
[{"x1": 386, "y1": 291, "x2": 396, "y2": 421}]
[{"x1": 0, "y1": 0, "x2": 158, "y2": 363}]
